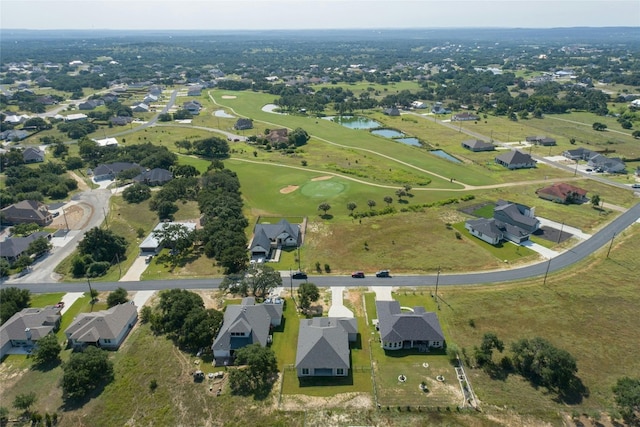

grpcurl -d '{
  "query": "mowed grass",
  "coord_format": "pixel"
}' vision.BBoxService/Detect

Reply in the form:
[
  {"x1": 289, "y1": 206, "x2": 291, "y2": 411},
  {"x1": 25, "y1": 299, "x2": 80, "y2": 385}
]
[
  {"x1": 30, "y1": 293, "x2": 66, "y2": 307},
  {"x1": 429, "y1": 224, "x2": 640, "y2": 420}
]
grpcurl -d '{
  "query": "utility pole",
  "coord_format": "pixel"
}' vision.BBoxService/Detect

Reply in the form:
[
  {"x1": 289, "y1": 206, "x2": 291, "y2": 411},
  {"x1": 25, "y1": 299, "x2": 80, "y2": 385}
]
[
  {"x1": 297, "y1": 245, "x2": 301, "y2": 272},
  {"x1": 557, "y1": 222, "x2": 564, "y2": 244},
  {"x1": 435, "y1": 266, "x2": 441, "y2": 300},
  {"x1": 62, "y1": 208, "x2": 70, "y2": 233},
  {"x1": 115, "y1": 253, "x2": 122, "y2": 278},
  {"x1": 87, "y1": 277, "x2": 95, "y2": 302},
  {"x1": 607, "y1": 233, "x2": 616, "y2": 258},
  {"x1": 543, "y1": 258, "x2": 552, "y2": 285},
  {"x1": 574, "y1": 160, "x2": 578, "y2": 176}
]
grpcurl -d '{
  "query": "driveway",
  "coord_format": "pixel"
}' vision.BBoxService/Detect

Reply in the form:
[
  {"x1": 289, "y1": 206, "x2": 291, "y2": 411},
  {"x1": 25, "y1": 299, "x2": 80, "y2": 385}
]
[
  {"x1": 537, "y1": 217, "x2": 591, "y2": 240},
  {"x1": 59, "y1": 292, "x2": 84, "y2": 315},
  {"x1": 131, "y1": 290, "x2": 155, "y2": 312},
  {"x1": 371, "y1": 286, "x2": 393, "y2": 301},
  {"x1": 327, "y1": 286, "x2": 354, "y2": 318},
  {"x1": 119, "y1": 255, "x2": 150, "y2": 282},
  {"x1": 519, "y1": 240, "x2": 559, "y2": 260}
]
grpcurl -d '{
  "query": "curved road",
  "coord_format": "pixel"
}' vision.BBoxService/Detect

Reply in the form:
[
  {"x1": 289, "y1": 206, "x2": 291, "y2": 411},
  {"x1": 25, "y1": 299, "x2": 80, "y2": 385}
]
[{"x1": 10, "y1": 201, "x2": 640, "y2": 293}]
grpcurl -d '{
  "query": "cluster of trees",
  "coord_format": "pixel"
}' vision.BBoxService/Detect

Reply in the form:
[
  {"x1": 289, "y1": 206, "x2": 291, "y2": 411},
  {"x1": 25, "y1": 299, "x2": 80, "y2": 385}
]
[
  {"x1": 613, "y1": 377, "x2": 640, "y2": 423},
  {"x1": 173, "y1": 136, "x2": 230, "y2": 159},
  {"x1": 148, "y1": 176, "x2": 200, "y2": 221},
  {"x1": 56, "y1": 120, "x2": 98, "y2": 139},
  {"x1": 198, "y1": 167, "x2": 249, "y2": 274},
  {"x1": 297, "y1": 282, "x2": 320, "y2": 312},
  {"x1": 80, "y1": 141, "x2": 177, "y2": 170},
  {"x1": 0, "y1": 162, "x2": 77, "y2": 206},
  {"x1": 228, "y1": 344, "x2": 279, "y2": 398},
  {"x1": 61, "y1": 346, "x2": 114, "y2": 401},
  {"x1": 107, "y1": 287, "x2": 129, "y2": 308},
  {"x1": 0, "y1": 91, "x2": 61, "y2": 114},
  {"x1": 470, "y1": 333, "x2": 586, "y2": 402},
  {"x1": 147, "y1": 289, "x2": 223, "y2": 352},
  {"x1": 0, "y1": 287, "x2": 30, "y2": 324},
  {"x1": 72, "y1": 227, "x2": 127, "y2": 277}
]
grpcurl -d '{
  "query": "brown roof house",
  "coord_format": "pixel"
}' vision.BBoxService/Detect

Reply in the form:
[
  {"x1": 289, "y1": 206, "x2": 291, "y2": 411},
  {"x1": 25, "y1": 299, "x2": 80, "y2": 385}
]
[
  {"x1": 536, "y1": 183, "x2": 588, "y2": 204},
  {"x1": 65, "y1": 303, "x2": 138, "y2": 350},
  {"x1": 295, "y1": 317, "x2": 357, "y2": 378},
  {"x1": 375, "y1": 300, "x2": 444, "y2": 352},
  {"x1": 1, "y1": 200, "x2": 52, "y2": 226},
  {"x1": 495, "y1": 150, "x2": 536, "y2": 170},
  {"x1": 0, "y1": 306, "x2": 62, "y2": 357},
  {"x1": 265, "y1": 128, "x2": 289, "y2": 145}
]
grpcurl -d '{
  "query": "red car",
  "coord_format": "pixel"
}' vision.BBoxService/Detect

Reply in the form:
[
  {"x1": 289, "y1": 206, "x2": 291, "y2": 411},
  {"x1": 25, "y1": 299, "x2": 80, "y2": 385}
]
[{"x1": 351, "y1": 271, "x2": 365, "y2": 278}]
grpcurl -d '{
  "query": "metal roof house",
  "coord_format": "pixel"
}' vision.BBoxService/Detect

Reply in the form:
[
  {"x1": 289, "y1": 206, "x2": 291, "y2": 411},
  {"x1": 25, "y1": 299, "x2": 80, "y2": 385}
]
[
  {"x1": 295, "y1": 317, "x2": 357, "y2": 378},
  {"x1": 375, "y1": 300, "x2": 444, "y2": 352}
]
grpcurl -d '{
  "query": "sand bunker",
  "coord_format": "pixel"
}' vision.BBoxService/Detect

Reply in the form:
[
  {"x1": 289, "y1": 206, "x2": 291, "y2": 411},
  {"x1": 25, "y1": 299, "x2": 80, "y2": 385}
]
[
  {"x1": 221, "y1": 95, "x2": 237, "y2": 99},
  {"x1": 280, "y1": 185, "x2": 299, "y2": 194},
  {"x1": 311, "y1": 175, "x2": 333, "y2": 181}
]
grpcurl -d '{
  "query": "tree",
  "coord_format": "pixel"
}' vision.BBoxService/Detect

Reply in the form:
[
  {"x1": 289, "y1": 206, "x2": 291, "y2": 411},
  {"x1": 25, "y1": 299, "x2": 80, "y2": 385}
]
[
  {"x1": 0, "y1": 259, "x2": 9, "y2": 278},
  {"x1": 61, "y1": 346, "x2": 114, "y2": 401},
  {"x1": 613, "y1": 377, "x2": 640, "y2": 423},
  {"x1": 0, "y1": 287, "x2": 31, "y2": 325},
  {"x1": 77, "y1": 227, "x2": 127, "y2": 264},
  {"x1": 395, "y1": 188, "x2": 407, "y2": 201},
  {"x1": 633, "y1": 130, "x2": 640, "y2": 139},
  {"x1": 52, "y1": 141, "x2": 69, "y2": 158},
  {"x1": 23, "y1": 117, "x2": 51, "y2": 131},
  {"x1": 178, "y1": 308, "x2": 223, "y2": 351},
  {"x1": 592, "y1": 122, "x2": 607, "y2": 131},
  {"x1": 591, "y1": 194, "x2": 601, "y2": 208},
  {"x1": 288, "y1": 127, "x2": 310, "y2": 147},
  {"x1": 403, "y1": 184, "x2": 412, "y2": 194},
  {"x1": 31, "y1": 334, "x2": 61, "y2": 365},
  {"x1": 347, "y1": 202, "x2": 357, "y2": 214},
  {"x1": 106, "y1": 287, "x2": 129, "y2": 308},
  {"x1": 65, "y1": 156, "x2": 83, "y2": 170},
  {"x1": 0, "y1": 406, "x2": 8, "y2": 426},
  {"x1": 229, "y1": 344, "x2": 278, "y2": 397},
  {"x1": 13, "y1": 392, "x2": 37, "y2": 415},
  {"x1": 243, "y1": 264, "x2": 282, "y2": 297},
  {"x1": 27, "y1": 236, "x2": 51, "y2": 257},
  {"x1": 152, "y1": 223, "x2": 195, "y2": 255},
  {"x1": 318, "y1": 202, "x2": 331, "y2": 215},
  {"x1": 122, "y1": 183, "x2": 151, "y2": 203},
  {"x1": 383, "y1": 196, "x2": 393, "y2": 206},
  {"x1": 367, "y1": 199, "x2": 376, "y2": 209},
  {"x1": 474, "y1": 332, "x2": 504, "y2": 366},
  {"x1": 297, "y1": 282, "x2": 320, "y2": 311},
  {"x1": 171, "y1": 164, "x2": 200, "y2": 178},
  {"x1": 157, "y1": 289, "x2": 205, "y2": 334}
]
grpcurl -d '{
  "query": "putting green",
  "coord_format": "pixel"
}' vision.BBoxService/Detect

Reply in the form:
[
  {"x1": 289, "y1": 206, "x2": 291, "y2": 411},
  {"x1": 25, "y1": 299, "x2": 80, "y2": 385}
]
[{"x1": 300, "y1": 180, "x2": 346, "y2": 198}]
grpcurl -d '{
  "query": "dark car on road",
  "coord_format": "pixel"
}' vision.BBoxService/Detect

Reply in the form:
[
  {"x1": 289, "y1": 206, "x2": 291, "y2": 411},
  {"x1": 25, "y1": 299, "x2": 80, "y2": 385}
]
[
  {"x1": 292, "y1": 271, "x2": 308, "y2": 279},
  {"x1": 375, "y1": 270, "x2": 391, "y2": 278},
  {"x1": 351, "y1": 271, "x2": 365, "y2": 278}
]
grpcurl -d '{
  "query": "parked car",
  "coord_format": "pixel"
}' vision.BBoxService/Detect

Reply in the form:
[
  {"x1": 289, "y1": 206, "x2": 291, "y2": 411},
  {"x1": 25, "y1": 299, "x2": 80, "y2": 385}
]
[
  {"x1": 632, "y1": 183, "x2": 640, "y2": 189},
  {"x1": 145, "y1": 255, "x2": 153, "y2": 263},
  {"x1": 351, "y1": 271, "x2": 365, "y2": 278},
  {"x1": 375, "y1": 270, "x2": 391, "y2": 278},
  {"x1": 292, "y1": 271, "x2": 308, "y2": 279}
]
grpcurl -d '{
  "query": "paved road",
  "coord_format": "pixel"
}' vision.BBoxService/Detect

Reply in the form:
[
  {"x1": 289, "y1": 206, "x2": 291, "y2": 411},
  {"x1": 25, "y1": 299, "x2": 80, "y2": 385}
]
[
  {"x1": 108, "y1": 89, "x2": 178, "y2": 138},
  {"x1": 9, "y1": 201, "x2": 640, "y2": 293}
]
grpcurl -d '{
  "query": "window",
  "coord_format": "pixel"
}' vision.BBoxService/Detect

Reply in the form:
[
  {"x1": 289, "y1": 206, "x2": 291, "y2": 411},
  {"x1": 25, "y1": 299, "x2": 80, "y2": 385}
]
[
  {"x1": 302, "y1": 368, "x2": 309, "y2": 375},
  {"x1": 337, "y1": 368, "x2": 344, "y2": 375},
  {"x1": 104, "y1": 339, "x2": 111, "y2": 343}
]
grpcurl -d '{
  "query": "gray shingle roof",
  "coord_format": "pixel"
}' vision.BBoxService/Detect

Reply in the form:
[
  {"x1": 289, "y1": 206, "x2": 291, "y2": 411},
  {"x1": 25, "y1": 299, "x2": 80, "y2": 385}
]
[
  {"x1": 65, "y1": 303, "x2": 137, "y2": 344},
  {"x1": 0, "y1": 306, "x2": 61, "y2": 342},
  {"x1": 295, "y1": 317, "x2": 356, "y2": 371},
  {"x1": 495, "y1": 150, "x2": 535, "y2": 166},
  {"x1": 375, "y1": 300, "x2": 444, "y2": 343},
  {"x1": 0, "y1": 231, "x2": 50, "y2": 259},
  {"x1": 133, "y1": 168, "x2": 173, "y2": 185},
  {"x1": 466, "y1": 218, "x2": 503, "y2": 241},
  {"x1": 494, "y1": 202, "x2": 539, "y2": 229},
  {"x1": 251, "y1": 219, "x2": 300, "y2": 251}
]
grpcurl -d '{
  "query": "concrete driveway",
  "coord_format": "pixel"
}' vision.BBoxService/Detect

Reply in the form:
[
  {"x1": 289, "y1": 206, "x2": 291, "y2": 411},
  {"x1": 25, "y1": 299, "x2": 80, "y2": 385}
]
[
  {"x1": 327, "y1": 286, "x2": 354, "y2": 318},
  {"x1": 120, "y1": 255, "x2": 150, "y2": 282}
]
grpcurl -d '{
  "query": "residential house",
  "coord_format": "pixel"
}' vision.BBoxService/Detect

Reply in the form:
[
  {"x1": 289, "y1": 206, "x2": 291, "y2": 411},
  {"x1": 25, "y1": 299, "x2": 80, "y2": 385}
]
[
  {"x1": 36, "y1": 95, "x2": 56, "y2": 105},
  {"x1": 64, "y1": 113, "x2": 88, "y2": 122},
  {"x1": 131, "y1": 103, "x2": 150, "y2": 113},
  {"x1": 249, "y1": 219, "x2": 301, "y2": 261},
  {"x1": 465, "y1": 218, "x2": 504, "y2": 245},
  {"x1": 431, "y1": 102, "x2": 450, "y2": 114},
  {"x1": 0, "y1": 306, "x2": 62, "y2": 357},
  {"x1": 139, "y1": 221, "x2": 197, "y2": 253},
  {"x1": 65, "y1": 303, "x2": 137, "y2": 350},
  {"x1": 0, "y1": 231, "x2": 51, "y2": 264},
  {"x1": 563, "y1": 147, "x2": 594, "y2": 161},
  {"x1": 22, "y1": 147, "x2": 44, "y2": 163},
  {"x1": 92, "y1": 162, "x2": 142, "y2": 181},
  {"x1": 411, "y1": 101, "x2": 427, "y2": 109},
  {"x1": 495, "y1": 150, "x2": 536, "y2": 169},
  {"x1": 234, "y1": 118, "x2": 253, "y2": 131},
  {"x1": 536, "y1": 183, "x2": 588, "y2": 204},
  {"x1": 375, "y1": 300, "x2": 444, "y2": 351},
  {"x1": 587, "y1": 154, "x2": 626, "y2": 173},
  {"x1": 295, "y1": 317, "x2": 357, "y2": 378},
  {"x1": 110, "y1": 116, "x2": 133, "y2": 126},
  {"x1": 211, "y1": 297, "x2": 283, "y2": 360},
  {"x1": 3, "y1": 114, "x2": 30, "y2": 125},
  {"x1": 494, "y1": 200, "x2": 540, "y2": 233},
  {"x1": 133, "y1": 168, "x2": 173, "y2": 186},
  {"x1": 461, "y1": 139, "x2": 495, "y2": 152},
  {"x1": 148, "y1": 86, "x2": 163, "y2": 97},
  {"x1": 383, "y1": 107, "x2": 401, "y2": 116},
  {"x1": 265, "y1": 128, "x2": 289, "y2": 145},
  {"x1": 78, "y1": 99, "x2": 104, "y2": 110},
  {"x1": 526, "y1": 136, "x2": 556, "y2": 146},
  {"x1": 143, "y1": 94, "x2": 158, "y2": 104},
  {"x1": 1, "y1": 200, "x2": 52, "y2": 226},
  {"x1": 183, "y1": 100, "x2": 202, "y2": 115},
  {"x1": 1, "y1": 130, "x2": 29, "y2": 142},
  {"x1": 452, "y1": 112, "x2": 479, "y2": 121},
  {"x1": 187, "y1": 85, "x2": 203, "y2": 97}
]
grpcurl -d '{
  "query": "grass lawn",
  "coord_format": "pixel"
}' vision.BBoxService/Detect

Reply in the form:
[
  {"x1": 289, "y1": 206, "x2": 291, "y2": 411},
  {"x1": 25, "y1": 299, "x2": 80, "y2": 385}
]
[
  {"x1": 30, "y1": 293, "x2": 65, "y2": 307},
  {"x1": 451, "y1": 222, "x2": 539, "y2": 264}
]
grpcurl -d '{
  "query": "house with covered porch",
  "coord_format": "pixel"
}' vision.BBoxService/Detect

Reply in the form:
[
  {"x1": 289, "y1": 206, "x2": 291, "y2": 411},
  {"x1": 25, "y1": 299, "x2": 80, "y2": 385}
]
[{"x1": 375, "y1": 300, "x2": 444, "y2": 352}]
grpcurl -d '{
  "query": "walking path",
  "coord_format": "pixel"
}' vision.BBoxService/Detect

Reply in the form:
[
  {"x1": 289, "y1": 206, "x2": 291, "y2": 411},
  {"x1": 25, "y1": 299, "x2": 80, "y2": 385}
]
[{"x1": 327, "y1": 286, "x2": 354, "y2": 318}]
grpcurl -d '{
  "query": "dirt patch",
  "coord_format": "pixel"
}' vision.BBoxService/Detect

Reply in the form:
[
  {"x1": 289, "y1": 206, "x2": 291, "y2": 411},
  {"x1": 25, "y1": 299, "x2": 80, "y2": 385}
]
[
  {"x1": 280, "y1": 185, "x2": 299, "y2": 194},
  {"x1": 50, "y1": 203, "x2": 90, "y2": 230},
  {"x1": 221, "y1": 95, "x2": 237, "y2": 99},
  {"x1": 280, "y1": 392, "x2": 372, "y2": 411},
  {"x1": 68, "y1": 171, "x2": 90, "y2": 191},
  {"x1": 311, "y1": 175, "x2": 333, "y2": 181}
]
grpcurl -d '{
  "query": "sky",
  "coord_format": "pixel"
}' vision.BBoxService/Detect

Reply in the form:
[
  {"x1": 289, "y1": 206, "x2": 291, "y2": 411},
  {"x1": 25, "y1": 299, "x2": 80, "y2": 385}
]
[{"x1": 1, "y1": 0, "x2": 639, "y2": 30}]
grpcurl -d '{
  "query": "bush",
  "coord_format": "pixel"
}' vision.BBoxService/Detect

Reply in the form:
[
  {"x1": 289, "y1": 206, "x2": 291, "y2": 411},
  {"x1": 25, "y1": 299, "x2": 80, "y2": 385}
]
[{"x1": 86, "y1": 261, "x2": 111, "y2": 277}]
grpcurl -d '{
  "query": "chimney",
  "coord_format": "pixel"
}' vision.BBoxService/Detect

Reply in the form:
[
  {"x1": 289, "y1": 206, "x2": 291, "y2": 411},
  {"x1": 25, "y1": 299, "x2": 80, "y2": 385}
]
[{"x1": 25, "y1": 328, "x2": 32, "y2": 342}]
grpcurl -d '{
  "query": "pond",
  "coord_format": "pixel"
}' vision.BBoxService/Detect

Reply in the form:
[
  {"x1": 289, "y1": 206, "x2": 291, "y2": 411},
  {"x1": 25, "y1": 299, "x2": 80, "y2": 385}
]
[
  {"x1": 430, "y1": 149, "x2": 463, "y2": 164},
  {"x1": 371, "y1": 129, "x2": 405, "y2": 138},
  {"x1": 395, "y1": 137, "x2": 421, "y2": 147},
  {"x1": 324, "y1": 115, "x2": 382, "y2": 129}
]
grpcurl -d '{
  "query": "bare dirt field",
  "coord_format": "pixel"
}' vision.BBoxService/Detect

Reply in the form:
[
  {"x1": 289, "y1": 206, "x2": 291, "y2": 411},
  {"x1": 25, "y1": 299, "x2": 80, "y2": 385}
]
[
  {"x1": 311, "y1": 175, "x2": 333, "y2": 181},
  {"x1": 50, "y1": 204, "x2": 90, "y2": 230},
  {"x1": 221, "y1": 95, "x2": 237, "y2": 99},
  {"x1": 280, "y1": 185, "x2": 299, "y2": 194}
]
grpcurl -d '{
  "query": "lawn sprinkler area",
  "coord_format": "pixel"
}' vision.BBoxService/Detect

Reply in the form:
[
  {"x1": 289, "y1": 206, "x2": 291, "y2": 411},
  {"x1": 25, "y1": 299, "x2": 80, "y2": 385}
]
[{"x1": 300, "y1": 180, "x2": 346, "y2": 198}]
